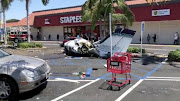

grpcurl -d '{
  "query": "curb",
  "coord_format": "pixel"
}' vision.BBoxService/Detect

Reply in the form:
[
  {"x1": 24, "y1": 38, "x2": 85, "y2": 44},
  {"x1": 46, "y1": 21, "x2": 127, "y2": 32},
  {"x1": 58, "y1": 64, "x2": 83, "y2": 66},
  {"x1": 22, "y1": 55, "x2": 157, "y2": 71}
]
[{"x1": 162, "y1": 61, "x2": 180, "y2": 65}]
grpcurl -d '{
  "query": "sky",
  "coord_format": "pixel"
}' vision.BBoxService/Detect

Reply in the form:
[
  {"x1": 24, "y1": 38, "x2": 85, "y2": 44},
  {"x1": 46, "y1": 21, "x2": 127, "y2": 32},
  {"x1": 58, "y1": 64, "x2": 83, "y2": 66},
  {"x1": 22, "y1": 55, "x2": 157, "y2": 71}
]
[{"x1": 6, "y1": 0, "x2": 87, "y2": 20}]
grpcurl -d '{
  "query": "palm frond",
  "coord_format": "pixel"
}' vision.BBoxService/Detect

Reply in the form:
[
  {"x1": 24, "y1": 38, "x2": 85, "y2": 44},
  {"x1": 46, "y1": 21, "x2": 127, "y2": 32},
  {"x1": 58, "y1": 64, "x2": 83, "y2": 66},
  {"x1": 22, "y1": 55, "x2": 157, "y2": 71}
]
[
  {"x1": 91, "y1": 0, "x2": 101, "y2": 30},
  {"x1": 41, "y1": 0, "x2": 49, "y2": 6},
  {"x1": 1, "y1": 0, "x2": 14, "y2": 10},
  {"x1": 82, "y1": 9, "x2": 91, "y2": 22},
  {"x1": 146, "y1": 0, "x2": 167, "y2": 4},
  {"x1": 112, "y1": 14, "x2": 128, "y2": 25},
  {"x1": 115, "y1": 0, "x2": 134, "y2": 27}
]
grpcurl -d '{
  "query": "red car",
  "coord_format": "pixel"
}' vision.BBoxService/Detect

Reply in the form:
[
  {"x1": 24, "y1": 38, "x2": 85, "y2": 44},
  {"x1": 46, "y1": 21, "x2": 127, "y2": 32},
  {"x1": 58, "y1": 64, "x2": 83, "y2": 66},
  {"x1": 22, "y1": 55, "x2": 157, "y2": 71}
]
[{"x1": 61, "y1": 37, "x2": 76, "y2": 47}]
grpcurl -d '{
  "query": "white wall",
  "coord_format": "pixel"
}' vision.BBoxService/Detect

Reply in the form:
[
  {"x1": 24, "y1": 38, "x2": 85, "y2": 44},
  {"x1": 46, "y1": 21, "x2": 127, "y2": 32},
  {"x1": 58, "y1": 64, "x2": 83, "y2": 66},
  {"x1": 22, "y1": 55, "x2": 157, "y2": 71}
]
[
  {"x1": 30, "y1": 20, "x2": 180, "y2": 44},
  {"x1": 41, "y1": 26, "x2": 64, "y2": 41},
  {"x1": 30, "y1": 27, "x2": 38, "y2": 40},
  {"x1": 130, "y1": 20, "x2": 180, "y2": 44}
]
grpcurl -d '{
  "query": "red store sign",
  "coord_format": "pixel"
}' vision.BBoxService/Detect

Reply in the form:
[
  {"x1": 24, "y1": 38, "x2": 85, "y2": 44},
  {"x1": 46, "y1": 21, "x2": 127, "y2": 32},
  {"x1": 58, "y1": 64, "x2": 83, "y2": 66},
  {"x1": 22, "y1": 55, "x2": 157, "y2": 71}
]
[
  {"x1": 60, "y1": 16, "x2": 82, "y2": 24},
  {"x1": 34, "y1": 13, "x2": 89, "y2": 27}
]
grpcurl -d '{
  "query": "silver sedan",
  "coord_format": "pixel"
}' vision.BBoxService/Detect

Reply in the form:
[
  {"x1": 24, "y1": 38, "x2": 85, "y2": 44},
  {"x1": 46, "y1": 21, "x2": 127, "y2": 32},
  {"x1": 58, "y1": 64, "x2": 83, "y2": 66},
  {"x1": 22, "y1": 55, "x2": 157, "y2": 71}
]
[{"x1": 0, "y1": 49, "x2": 50, "y2": 101}]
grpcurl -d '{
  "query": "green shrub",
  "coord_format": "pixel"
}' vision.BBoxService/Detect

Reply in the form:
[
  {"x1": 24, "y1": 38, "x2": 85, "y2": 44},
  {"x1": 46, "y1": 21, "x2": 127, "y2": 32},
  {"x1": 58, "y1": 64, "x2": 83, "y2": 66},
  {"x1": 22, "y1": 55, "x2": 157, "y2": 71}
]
[
  {"x1": 0, "y1": 42, "x2": 3, "y2": 45},
  {"x1": 17, "y1": 42, "x2": 43, "y2": 48},
  {"x1": 29, "y1": 43, "x2": 36, "y2": 48},
  {"x1": 127, "y1": 47, "x2": 141, "y2": 53},
  {"x1": 35, "y1": 43, "x2": 43, "y2": 48},
  {"x1": 7, "y1": 41, "x2": 14, "y2": 45},
  {"x1": 0, "y1": 41, "x2": 14, "y2": 45},
  {"x1": 168, "y1": 50, "x2": 180, "y2": 62},
  {"x1": 17, "y1": 43, "x2": 29, "y2": 48}
]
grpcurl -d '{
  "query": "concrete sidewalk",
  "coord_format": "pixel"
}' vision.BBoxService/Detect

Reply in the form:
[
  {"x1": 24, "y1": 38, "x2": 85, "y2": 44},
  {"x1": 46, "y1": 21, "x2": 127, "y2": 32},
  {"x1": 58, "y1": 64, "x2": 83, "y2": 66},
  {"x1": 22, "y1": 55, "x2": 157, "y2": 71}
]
[
  {"x1": 130, "y1": 44, "x2": 180, "y2": 55},
  {"x1": 130, "y1": 44, "x2": 180, "y2": 48}
]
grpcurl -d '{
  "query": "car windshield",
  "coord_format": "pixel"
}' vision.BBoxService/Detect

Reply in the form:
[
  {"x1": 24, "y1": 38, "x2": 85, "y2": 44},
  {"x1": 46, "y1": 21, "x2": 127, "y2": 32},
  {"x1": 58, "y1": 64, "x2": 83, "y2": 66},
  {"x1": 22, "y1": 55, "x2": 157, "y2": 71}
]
[{"x1": 0, "y1": 49, "x2": 10, "y2": 58}]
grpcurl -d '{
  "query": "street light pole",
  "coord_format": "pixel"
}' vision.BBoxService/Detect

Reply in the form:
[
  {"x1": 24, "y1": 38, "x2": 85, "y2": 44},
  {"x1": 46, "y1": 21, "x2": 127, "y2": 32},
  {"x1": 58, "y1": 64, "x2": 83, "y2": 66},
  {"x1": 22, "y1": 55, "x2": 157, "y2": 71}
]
[
  {"x1": 141, "y1": 21, "x2": 145, "y2": 57},
  {"x1": 0, "y1": 13, "x2": 2, "y2": 41},
  {"x1": 0, "y1": 0, "x2": 2, "y2": 41},
  {"x1": 109, "y1": 13, "x2": 112, "y2": 57}
]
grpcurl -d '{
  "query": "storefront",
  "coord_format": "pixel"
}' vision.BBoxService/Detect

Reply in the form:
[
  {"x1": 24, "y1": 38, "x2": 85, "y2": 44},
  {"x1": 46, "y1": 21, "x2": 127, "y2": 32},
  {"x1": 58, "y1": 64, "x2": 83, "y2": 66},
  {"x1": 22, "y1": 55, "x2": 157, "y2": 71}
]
[
  {"x1": 128, "y1": 2, "x2": 180, "y2": 44},
  {"x1": 34, "y1": 12, "x2": 99, "y2": 41},
  {"x1": 32, "y1": 0, "x2": 180, "y2": 44}
]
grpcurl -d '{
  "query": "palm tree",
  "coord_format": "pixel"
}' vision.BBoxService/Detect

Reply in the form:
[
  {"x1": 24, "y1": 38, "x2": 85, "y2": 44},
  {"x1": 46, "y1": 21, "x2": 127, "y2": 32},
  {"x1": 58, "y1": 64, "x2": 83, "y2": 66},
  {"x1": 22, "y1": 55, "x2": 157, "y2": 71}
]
[
  {"x1": 23, "y1": 0, "x2": 49, "y2": 43},
  {"x1": 146, "y1": 0, "x2": 167, "y2": 4},
  {"x1": 1, "y1": 0, "x2": 14, "y2": 45},
  {"x1": 82, "y1": 0, "x2": 134, "y2": 38}
]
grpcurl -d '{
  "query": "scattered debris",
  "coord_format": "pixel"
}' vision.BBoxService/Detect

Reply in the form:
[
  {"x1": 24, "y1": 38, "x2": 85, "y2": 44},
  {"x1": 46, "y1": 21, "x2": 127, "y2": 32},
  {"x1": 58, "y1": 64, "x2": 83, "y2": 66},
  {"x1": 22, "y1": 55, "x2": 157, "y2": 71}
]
[
  {"x1": 104, "y1": 64, "x2": 107, "y2": 68},
  {"x1": 142, "y1": 91, "x2": 146, "y2": 93},
  {"x1": 73, "y1": 72, "x2": 86, "y2": 79}
]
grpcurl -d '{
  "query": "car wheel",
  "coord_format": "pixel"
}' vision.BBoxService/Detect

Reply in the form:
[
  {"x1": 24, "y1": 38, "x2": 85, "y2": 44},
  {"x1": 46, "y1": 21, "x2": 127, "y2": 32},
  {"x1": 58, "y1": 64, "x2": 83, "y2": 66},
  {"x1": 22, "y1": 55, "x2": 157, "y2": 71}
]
[
  {"x1": 65, "y1": 47, "x2": 71, "y2": 56},
  {"x1": 14, "y1": 39, "x2": 18, "y2": 43},
  {"x1": 37, "y1": 81, "x2": 48, "y2": 91},
  {"x1": 0, "y1": 77, "x2": 19, "y2": 101},
  {"x1": 60, "y1": 43, "x2": 64, "y2": 47}
]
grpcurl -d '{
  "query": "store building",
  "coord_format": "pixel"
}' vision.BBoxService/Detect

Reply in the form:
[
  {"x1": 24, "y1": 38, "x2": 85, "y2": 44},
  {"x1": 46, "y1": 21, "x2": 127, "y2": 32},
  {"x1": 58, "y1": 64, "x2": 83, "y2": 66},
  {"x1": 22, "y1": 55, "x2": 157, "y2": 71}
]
[{"x1": 7, "y1": 0, "x2": 180, "y2": 44}]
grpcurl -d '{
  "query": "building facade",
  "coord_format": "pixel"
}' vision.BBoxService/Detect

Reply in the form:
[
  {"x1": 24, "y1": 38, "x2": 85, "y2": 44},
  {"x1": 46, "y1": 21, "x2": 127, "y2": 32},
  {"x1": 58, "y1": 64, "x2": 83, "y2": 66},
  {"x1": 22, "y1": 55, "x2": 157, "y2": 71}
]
[{"x1": 7, "y1": 0, "x2": 180, "y2": 44}]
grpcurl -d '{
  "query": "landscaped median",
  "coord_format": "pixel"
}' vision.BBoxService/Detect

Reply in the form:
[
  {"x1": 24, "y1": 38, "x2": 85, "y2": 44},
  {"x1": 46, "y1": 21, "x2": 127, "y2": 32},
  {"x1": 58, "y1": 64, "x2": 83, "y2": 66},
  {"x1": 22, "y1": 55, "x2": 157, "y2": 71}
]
[
  {"x1": 127, "y1": 47, "x2": 146, "y2": 58},
  {"x1": 168, "y1": 49, "x2": 180, "y2": 62},
  {"x1": 17, "y1": 42, "x2": 43, "y2": 49}
]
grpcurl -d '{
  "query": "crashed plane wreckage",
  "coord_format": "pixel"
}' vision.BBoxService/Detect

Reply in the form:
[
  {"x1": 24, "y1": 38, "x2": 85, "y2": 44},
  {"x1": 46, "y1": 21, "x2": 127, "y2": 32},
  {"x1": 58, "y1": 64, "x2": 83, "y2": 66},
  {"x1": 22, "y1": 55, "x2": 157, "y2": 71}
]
[{"x1": 64, "y1": 28, "x2": 136, "y2": 58}]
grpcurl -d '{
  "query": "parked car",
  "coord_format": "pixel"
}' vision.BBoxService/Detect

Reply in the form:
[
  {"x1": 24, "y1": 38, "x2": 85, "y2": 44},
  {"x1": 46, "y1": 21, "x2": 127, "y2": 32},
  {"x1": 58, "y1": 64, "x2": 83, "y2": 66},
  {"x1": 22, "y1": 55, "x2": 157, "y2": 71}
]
[
  {"x1": 61, "y1": 37, "x2": 76, "y2": 47},
  {"x1": 0, "y1": 49, "x2": 51, "y2": 101}
]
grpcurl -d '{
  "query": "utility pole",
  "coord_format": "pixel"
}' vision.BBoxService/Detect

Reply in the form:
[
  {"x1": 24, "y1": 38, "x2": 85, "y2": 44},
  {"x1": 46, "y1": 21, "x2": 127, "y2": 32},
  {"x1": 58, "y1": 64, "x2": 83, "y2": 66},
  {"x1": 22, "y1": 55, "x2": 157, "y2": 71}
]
[
  {"x1": 0, "y1": 0, "x2": 3, "y2": 42},
  {"x1": 109, "y1": 13, "x2": 112, "y2": 57},
  {"x1": 0, "y1": 13, "x2": 2, "y2": 41},
  {"x1": 3, "y1": 10, "x2": 7, "y2": 45}
]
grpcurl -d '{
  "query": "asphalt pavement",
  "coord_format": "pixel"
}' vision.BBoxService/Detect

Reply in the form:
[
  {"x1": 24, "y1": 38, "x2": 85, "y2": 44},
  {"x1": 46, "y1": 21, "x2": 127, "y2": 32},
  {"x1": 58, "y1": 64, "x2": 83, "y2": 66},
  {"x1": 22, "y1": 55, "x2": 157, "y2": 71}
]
[{"x1": 2, "y1": 42, "x2": 180, "y2": 101}]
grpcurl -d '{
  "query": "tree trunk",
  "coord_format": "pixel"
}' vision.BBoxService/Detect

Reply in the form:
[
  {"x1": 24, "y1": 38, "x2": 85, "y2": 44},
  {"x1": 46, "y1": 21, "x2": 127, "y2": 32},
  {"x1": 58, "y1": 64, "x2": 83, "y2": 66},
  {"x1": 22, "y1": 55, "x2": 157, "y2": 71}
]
[
  {"x1": 3, "y1": 11, "x2": 7, "y2": 45},
  {"x1": 99, "y1": 19, "x2": 103, "y2": 40},
  {"x1": 103, "y1": 18, "x2": 107, "y2": 38},
  {"x1": 26, "y1": 0, "x2": 30, "y2": 43}
]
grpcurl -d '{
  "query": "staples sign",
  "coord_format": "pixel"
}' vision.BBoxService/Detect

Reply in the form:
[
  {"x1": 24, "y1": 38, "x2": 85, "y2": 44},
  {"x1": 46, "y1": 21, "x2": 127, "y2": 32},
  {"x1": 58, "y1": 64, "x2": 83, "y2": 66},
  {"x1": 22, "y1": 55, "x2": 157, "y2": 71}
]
[
  {"x1": 60, "y1": 16, "x2": 82, "y2": 24},
  {"x1": 45, "y1": 19, "x2": 50, "y2": 24}
]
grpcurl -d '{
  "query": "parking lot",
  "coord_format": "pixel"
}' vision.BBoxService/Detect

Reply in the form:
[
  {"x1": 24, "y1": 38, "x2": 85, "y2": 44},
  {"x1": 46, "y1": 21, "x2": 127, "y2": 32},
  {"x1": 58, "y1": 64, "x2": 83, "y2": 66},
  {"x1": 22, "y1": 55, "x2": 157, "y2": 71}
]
[{"x1": 3, "y1": 45, "x2": 180, "y2": 101}]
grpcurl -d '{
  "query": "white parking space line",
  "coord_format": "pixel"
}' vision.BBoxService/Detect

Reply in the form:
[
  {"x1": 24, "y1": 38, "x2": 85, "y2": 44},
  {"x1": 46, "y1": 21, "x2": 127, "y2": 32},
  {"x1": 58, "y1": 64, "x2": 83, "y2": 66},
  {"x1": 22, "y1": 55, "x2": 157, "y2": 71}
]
[
  {"x1": 115, "y1": 79, "x2": 144, "y2": 101},
  {"x1": 146, "y1": 76, "x2": 180, "y2": 81},
  {"x1": 48, "y1": 78, "x2": 80, "y2": 83},
  {"x1": 147, "y1": 76, "x2": 180, "y2": 79},
  {"x1": 51, "y1": 78, "x2": 100, "y2": 101},
  {"x1": 115, "y1": 58, "x2": 167, "y2": 101},
  {"x1": 145, "y1": 79, "x2": 180, "y2": 81},
  {"x1": 44, "y1": 44, "x2": 59, "y2": 45},
  {"x1": 64, "y1": 56, "x2": 83, "y2": 59},
  {"x1": 145, "y1": 48, "x2": 168, "y2": 51},
  {"x1": 74, "y1": 80, "x2": 95, "y2": 82},
  {"x1": 48, "y1": 79, "x2": 94, "y2": 82}
]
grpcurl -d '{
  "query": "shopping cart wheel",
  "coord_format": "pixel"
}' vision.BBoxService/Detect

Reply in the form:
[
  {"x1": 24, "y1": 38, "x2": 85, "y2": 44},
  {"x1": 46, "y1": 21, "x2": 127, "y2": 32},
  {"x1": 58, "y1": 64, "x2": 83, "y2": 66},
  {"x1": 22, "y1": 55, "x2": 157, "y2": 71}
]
[
  {"x1": 118, "y1": 87, "x2": 121, "y2": 91},
  {"x1": 108, "y1": 85, "x2": 113, "y2": 90},
  {"x1": 129, "y1": 81, "x2": 131, "y2": 84}
]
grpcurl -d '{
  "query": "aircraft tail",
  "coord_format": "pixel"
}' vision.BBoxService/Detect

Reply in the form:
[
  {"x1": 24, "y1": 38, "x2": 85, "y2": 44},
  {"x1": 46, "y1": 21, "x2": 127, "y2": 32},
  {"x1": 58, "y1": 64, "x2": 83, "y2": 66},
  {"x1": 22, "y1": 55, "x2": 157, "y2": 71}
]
[{"x1": 96, "y1": 28, "x2": 136, "y2": 57}]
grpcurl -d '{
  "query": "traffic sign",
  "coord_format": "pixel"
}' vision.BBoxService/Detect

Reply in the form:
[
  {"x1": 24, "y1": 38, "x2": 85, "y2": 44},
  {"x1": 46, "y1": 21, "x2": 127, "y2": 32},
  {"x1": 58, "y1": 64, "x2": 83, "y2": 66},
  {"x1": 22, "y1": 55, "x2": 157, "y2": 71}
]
[
  {"x1": 141, "y1": 21, "x2": 145, "y2": 32},
  {"x1": 1, "y1": 28, "x2": 4, "y2": 34}
]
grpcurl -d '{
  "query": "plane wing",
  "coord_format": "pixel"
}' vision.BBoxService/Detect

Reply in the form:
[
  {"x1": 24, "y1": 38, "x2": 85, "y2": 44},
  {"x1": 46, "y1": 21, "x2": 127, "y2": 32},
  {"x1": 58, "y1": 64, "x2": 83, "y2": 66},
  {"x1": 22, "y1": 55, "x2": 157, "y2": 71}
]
[
  {"x1": 94, "y1": 28, "x2": 136, "y2": 58},
  {"x1": 64, "y1": 28, "x2": 136, "y2": 58}
]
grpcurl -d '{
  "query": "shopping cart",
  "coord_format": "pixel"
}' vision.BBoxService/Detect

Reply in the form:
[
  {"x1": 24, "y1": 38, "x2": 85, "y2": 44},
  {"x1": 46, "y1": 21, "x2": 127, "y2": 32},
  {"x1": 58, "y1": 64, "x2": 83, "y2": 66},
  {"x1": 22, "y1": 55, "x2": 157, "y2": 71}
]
[{"x1": 107, "y1": 52, "x2": 131, "y2": 89}]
